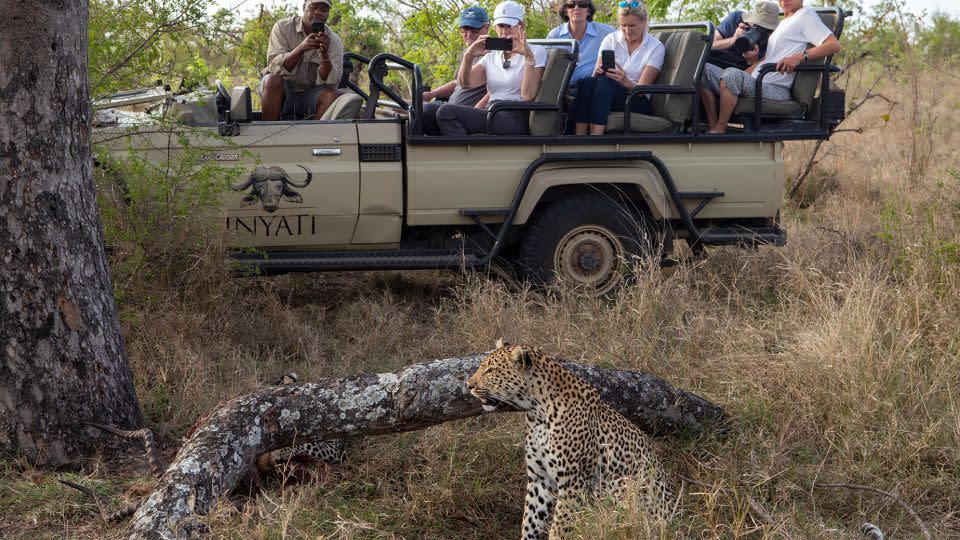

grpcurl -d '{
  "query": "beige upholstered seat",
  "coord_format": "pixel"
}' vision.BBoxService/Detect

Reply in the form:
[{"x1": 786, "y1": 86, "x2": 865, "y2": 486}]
[
  {"x1": 605, "y1": 30, "x2": 708, "y2": 133},
  {"x1": 528, "y1": 47, "x2": 576, "y2": 136},
  {"x1": 732, "y1": 10, "x2": 839, "y2": 119},
  {"x1": 320, "y1": 91, "x2": 364, "y2": 121}
]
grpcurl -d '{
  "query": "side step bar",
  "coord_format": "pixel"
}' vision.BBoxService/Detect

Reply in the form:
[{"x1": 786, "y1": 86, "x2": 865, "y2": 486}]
[
  {"x1": 231, "y1": 249, "x2": 482, "y2": 274},
  {"x1": 698, "y1": 226, "x2": 787, "y2": 246}
]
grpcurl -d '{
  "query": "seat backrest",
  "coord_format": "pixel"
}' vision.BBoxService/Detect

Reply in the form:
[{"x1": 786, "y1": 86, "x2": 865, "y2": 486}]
[
  {"x1": 320, "y1": 91, "x2": 364, "y2": 121},
  {"x1": 229, "y1": 86, "x2": 252, "y2": 123},
  {"x1": 528, "y1": 47, "x2": 575, "y2": 136},
  {"x1": 649, "y1": 30, "x2": 707, "y2": 123},
  {"x1": 791, "y1": 9, "x2": 842, "y2": 109}
]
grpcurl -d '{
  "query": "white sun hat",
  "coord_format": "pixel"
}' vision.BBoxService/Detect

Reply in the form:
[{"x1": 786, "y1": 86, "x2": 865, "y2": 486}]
[{"x1": 493, "y1": 1, "x2": 525, "y2": 26}]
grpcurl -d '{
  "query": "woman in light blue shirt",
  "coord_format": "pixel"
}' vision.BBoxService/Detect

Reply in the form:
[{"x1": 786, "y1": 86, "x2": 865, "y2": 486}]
[{"x1": 546, "y1": 0, "x2": 615, "y2": 88}]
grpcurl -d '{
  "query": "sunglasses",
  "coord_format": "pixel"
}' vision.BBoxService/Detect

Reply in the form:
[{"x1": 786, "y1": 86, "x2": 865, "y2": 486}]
[
  {"x1": 565, "y1": 1, "x2": 591, "y2": 8},
  {"x1": 618, "y1": 1, "x2": 640, "y2": 7},
  {"x1": 502, "y1": 58, "x2": 511, "y2": 69}
]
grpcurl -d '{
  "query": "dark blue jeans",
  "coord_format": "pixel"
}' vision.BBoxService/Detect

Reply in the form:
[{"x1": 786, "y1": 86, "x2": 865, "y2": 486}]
[{"x1": 573, "y1": 76, "x2": 653, "y2": 126}]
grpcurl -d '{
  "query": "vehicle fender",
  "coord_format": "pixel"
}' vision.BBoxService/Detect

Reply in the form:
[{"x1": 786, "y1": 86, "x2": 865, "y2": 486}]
[{"x1": 514, "y1": 164, "x2": 670, "y2": 225}]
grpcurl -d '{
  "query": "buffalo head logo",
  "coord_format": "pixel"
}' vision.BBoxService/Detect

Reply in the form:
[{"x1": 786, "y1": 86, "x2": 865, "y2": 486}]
[{"x1": 232, "y1": 164, "x2": 313, "y2": 212}]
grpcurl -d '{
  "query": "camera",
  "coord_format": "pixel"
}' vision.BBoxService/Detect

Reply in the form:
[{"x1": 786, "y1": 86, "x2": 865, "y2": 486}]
[
  {"x1": 733, "y1": 25, "x2": 771, "y2": 54},
  {"x1": 311, "y1": 21, "x2": 325, "y2": 34}
]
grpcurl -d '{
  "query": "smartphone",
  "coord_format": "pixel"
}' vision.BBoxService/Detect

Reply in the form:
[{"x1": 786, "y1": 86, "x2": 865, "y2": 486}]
[
  {"x1": 311, "y1": 21, "x2": 325, "y2": 34},
  {"x1": 601, "y1": 50, "x2": 616, "y2": 71},
  {"x1": 485, "y1": 37, "x2": 513, "y2": 51}
]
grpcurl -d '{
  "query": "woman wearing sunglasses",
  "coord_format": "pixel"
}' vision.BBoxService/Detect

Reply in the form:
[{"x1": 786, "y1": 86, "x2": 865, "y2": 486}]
[
  {"x1": 546, "y1": 0, "x2": 615, "y2": 89},
  {"x1": 572, "y1": 1, "x2": 664, "y2": 135},
  {"x1": 435, "y1": 1, "x2": 548, "y2": 136}
]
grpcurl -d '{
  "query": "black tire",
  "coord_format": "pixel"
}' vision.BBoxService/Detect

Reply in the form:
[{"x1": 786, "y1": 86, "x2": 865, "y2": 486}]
[{"x1": 519, "y1": 191, "x2": 658, "y2": 297}]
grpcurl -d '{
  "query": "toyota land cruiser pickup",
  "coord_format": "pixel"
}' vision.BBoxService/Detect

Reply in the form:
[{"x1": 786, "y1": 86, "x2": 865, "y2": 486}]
[{"x1": 93, "y1": 9, "x2": 849, "y2": 296}]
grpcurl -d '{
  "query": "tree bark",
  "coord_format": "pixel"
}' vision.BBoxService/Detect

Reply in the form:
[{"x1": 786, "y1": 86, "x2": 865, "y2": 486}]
[
  {"x1": 0, "y1": 2, "x2": 143, "y2": 466},
  {"x1": 127, "y1": 354, "x2": 724, "y2": 539}
]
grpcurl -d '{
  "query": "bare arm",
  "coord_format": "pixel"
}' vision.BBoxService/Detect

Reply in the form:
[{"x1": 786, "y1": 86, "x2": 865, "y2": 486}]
[
  {"x1": 520, "y1": 65, "x2": 544, "y2": 101},
  {"x1": 776, "y1": 34, "x2": 841, "y2": 73},
  {"x1": 516, "y1": 29, "x2": 542, "y2": 101},
  {"x1": 636, "y1": 65, "x2": 660, "y2": 86},
  {"x1": 458, "y1": 39, "x2": 488, "y2": 89},
  {"x1": 712, "y1": 30, "x2": 738, "y2": 50},
  {"x1": 424, "y1": 81, "x2": 457, "y2": 101}
]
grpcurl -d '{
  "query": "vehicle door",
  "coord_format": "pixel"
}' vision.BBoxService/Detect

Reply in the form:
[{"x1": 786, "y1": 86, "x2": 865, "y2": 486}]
[{"x1": 221, "y1": 120, "x2": 360, "y2": 249}]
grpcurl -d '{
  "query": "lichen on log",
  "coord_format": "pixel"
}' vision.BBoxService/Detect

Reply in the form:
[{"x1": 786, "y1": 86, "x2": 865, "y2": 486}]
[{"x1": 126, "y1": 353, "x2": 724, "y2": 539}]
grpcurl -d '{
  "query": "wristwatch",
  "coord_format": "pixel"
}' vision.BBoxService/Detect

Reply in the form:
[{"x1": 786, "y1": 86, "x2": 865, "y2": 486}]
[{"x1": 802, "y1": 50, "x2": 809, "y2": 63}]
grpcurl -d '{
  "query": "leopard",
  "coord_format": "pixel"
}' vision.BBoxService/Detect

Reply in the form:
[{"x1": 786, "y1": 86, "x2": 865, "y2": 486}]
[
  {"x1": 466, "y1": 340, "x2": 675, "y2": 539},
  {"x1": 256, "y1": 372, "x2": 346, "y2": 471}
]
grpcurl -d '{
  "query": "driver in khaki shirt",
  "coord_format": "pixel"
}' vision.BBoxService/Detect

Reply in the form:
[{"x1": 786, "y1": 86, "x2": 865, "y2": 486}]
[{"x1": 258, "y1": 0, "x2": 344, "y2": 120}]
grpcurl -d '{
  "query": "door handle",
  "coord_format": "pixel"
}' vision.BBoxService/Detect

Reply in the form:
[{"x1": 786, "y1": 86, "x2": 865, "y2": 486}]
[{"x1": 312, "y1": 148, "x2": 341, "y2": 156}]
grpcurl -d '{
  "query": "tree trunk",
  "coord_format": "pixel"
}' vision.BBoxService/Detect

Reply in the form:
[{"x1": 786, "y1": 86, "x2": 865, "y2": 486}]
[
  {"x1": 0, "y1": 2, "x2": 143, "y2": 466},
  {"x1": 127, "y1": 354, "x2": 724, "y2": 539}
]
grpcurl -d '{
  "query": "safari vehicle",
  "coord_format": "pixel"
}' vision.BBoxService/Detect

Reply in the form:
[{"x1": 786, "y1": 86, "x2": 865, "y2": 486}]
[{"x1": 94, "y1": 8, "x2": 849, "y2": 296}]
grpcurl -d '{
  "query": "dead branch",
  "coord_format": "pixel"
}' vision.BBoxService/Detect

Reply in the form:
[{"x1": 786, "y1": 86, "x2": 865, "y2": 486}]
[
  {"x1": 814, "y1": 482, "x2": 931, "y2": 540},
  {"x1": 125, "y1": 353, "x2": 725, "y2": 539},
  {"x1": 788, "y1": 76, "x2": 898, "y2": 199}
]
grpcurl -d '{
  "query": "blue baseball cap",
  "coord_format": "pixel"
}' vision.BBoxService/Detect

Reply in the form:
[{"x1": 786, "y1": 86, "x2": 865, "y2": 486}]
[{"x1": 459, "y1": 6, "x2": 489, "y2": 29}]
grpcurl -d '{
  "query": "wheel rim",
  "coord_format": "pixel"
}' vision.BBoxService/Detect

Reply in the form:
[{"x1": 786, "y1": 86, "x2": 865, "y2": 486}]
[{"x1": 553, "y1": 225, "x2": 626, "y2": 296}]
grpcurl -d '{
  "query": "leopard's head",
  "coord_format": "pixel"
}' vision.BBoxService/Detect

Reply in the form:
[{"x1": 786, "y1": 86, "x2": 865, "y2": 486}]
[{"x1": 466, "y1": 339, "x2": 540, "y2": 412}]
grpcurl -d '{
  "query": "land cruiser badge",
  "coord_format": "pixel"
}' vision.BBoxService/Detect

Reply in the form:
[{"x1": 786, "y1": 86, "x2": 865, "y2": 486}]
[{"x1": 232, "y1": 164, "x2": 312, "y2": 213}]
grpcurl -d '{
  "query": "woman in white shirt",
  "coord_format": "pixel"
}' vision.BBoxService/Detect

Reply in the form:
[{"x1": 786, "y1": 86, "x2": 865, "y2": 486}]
[
  {"x1": 700, "y1": 0, "x2": 841, "y2": 134},
  {"x1": 436, "y1": 1, "x2": 547, "y2": 136},
  {"x1": 571, "y1": 1, "x2": 664, "y2": 136}
]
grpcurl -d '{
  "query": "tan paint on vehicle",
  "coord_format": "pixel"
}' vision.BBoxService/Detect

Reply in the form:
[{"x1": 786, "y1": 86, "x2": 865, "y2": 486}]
[
  {"x1": 406, "y1": 140, "x2": 783, "y2": 227},
  {"x1": 353, "y1": 122, "x2": 403, "y2": 244}
]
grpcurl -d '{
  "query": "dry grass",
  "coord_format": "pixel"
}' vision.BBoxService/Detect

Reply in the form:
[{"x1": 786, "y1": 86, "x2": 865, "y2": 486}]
[{"x1": 2, "y1": 68, "x2": 959, "y2": 539}]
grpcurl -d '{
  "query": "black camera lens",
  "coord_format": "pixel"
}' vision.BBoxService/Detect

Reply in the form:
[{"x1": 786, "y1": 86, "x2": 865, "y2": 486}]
[{"x1": 734, "y1": 26, "x2": 767, "y2": 54}]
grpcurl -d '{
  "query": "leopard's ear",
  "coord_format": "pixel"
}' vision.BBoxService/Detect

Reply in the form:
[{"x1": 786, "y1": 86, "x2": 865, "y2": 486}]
[
  {"x1": 495, "y1": 338, "x2": 510, "y2": 349},
  {"x1": 510, "y1": 346, "x2": 533, "y2": 371}
]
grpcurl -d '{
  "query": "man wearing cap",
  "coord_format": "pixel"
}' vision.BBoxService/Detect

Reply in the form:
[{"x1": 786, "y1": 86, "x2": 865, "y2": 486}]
[
  {"x1": 700, "y1": 0, "x2": 840, "y2": 133},
  {"x1": 422, "y1": 7, "x2": 490, "y2": 107},
  {"x1": 712, "y1": 1, "x2": 780, "y2": 62},
  {"x1": 258, "y1": 0, "x2": 344, "y2": 121}
]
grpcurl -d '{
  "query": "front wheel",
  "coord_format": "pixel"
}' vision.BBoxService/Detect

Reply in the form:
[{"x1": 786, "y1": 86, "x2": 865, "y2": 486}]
[{"x1": 518, "y1": 192, "x2": 660, "y2": 297}]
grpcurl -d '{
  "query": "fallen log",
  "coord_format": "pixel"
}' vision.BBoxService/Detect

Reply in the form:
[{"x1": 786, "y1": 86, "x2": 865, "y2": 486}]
[{"x1": 126, "y1": 353, "x2": 724, "y2": 539}]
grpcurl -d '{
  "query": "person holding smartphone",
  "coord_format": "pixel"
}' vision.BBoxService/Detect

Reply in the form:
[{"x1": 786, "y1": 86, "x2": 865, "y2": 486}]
[
  {"x1": 258, "y1": 0, "x2": 344, "y2": 121},
  {"x1": 421, "y1": 7, "x2": 491, "y2": 135},
  {"x1": 546, "y1": 0, "x2": 615, "y2": 89},
  {"x1": 435, "y1": 1, "x2": 548, "y2": 136},
  {"x1": 572, "y1": 1, "x2": 664, "y2": 135}
]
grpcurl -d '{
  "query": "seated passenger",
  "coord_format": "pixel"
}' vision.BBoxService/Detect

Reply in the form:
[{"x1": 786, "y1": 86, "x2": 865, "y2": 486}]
[
  {"x1": 700, "y1": 0, "x2": 841, "y2": 134},
  {"x1": 258, "y1": 0, "x2": 344, "y2": 121},
  {"x1": 707, "y1": 2, "x2": 780, "y2": 71},
  {"x1": 546, "y1": 0, "x2": 615, "y2": 90},
  {"x1": 436, "y1": 1, "x2": 548, "y2": 136},
  {"x1": 422, "y1": 6, "x2": 490, "y2": 135},
  {"x1": 572, "y1": 1, "x2": 664, "y2": 135}
]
